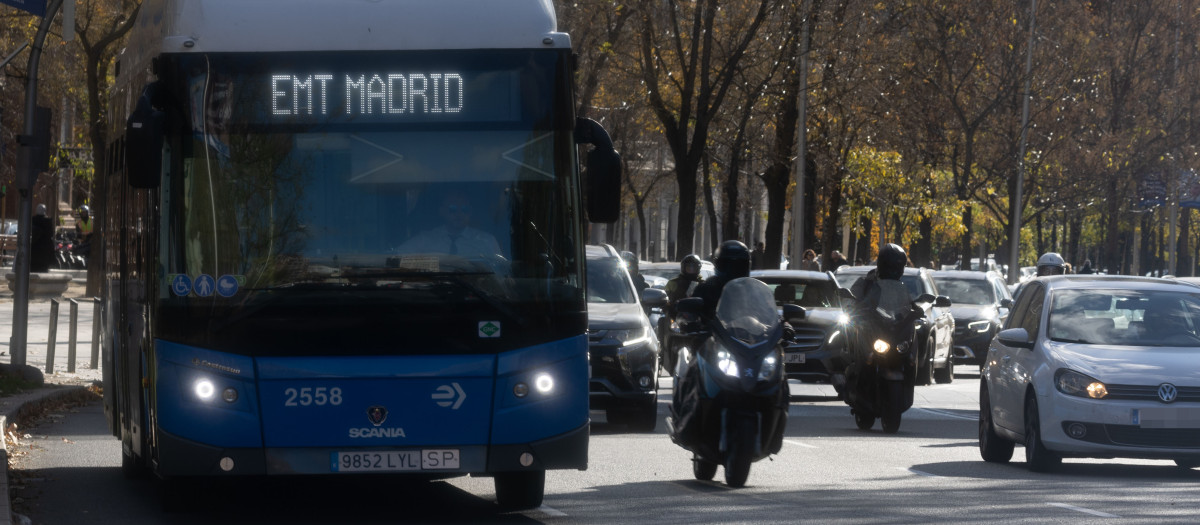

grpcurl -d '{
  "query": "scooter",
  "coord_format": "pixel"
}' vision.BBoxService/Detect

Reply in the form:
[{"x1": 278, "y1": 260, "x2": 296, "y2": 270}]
[
  {"x1": 843, "y1": 279, "x2": 938, "y2": 433},
  {"x1": 666, "y1": 277, "x2": 803, "y2": 487}
]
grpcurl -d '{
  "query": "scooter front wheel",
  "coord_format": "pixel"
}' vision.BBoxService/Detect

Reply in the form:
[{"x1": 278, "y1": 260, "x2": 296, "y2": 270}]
[
  {"x1": 854, "y1": 409, "x2": 875, "y2": 430},
  {"x1": 723, "y1": 417, "x2": 754, "y2": 487},
  {"x1": 881, "y1": 381, "x2": 905, "y2": 433},
  {"x1": 692, "y1": 454, "x2": 717, "y2": 481}
]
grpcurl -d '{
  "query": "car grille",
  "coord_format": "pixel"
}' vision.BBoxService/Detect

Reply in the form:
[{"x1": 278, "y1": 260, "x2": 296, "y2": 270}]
[
  {"x1": 788, "y1": 326, "x2": 827, "y2": 352},
  {"x1": 1104, "y1": 425, "x2": 1200, "y2": 449},
  {"x1": 1104, "y1": 384, "x2": 1200, "y2": 403}
]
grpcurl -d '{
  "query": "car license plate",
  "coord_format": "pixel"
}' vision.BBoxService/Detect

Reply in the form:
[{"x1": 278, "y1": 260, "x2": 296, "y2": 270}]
[
  {"x1": 331, "y1": 449, "x2": 460, "y2": 472},
  {"x1": 784, "y1": 352, "x2": 805, "y2": 364},
  {"x1": 1133, "y1": 408, "x2": 1200, "y2": 429}
]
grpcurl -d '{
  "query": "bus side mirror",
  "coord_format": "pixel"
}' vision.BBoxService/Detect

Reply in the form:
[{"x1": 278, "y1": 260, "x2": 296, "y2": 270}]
[
  {"x1": 575, "y1": 117, "x2": 621, "y2": 223},
  {"x1": 126, "y1": 85, "x2": 165, "y2": 189}
]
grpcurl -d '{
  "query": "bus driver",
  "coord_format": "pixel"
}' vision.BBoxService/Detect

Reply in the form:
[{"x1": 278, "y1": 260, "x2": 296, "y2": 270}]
[{"x1": 400, "y1": 190, "x2": 501, "y2": 258}]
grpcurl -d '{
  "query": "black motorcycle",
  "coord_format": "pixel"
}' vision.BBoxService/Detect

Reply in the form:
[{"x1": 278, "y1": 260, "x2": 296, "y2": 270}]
[
  {"x1": 843, "y1": 279, "x2": 943, "y2": 433},
  {"x1": 667, "y1": 277, "x2": 803, "y2": 487}
]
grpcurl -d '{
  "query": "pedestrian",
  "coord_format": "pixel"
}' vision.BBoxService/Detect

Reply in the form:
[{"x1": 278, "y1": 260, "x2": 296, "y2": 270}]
[
  {"x1": 799, "y1": 249, "x2": 821, "y2": 271},
  {"x1": 750, "y1": 241, "x2": 766, "y2": 270},
  {"x1": 1078, "y1": 259, "x2": 1094, "y2": 275},
  {"x1": 829, "y1": 250, "x2": 848, "y2": 271},
  {"x1": 30, "y1": 204, "x2": 54, "y2": 272}
]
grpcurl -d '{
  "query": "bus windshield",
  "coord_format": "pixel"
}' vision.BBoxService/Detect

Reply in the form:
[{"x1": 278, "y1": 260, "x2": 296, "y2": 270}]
[{"x1": 153, "y1": 50, "x2": 584, "y2": 355}]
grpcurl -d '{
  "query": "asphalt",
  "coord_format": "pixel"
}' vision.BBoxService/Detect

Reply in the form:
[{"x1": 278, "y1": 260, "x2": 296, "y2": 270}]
[{"x1": 0, "y1": 269, "x2": 99, "y2": 525}]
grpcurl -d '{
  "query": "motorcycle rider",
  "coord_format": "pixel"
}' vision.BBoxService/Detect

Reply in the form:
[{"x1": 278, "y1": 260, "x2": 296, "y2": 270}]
[
  {"x1": 690, "y1": 240, "x2": 752, "y2": 313},
  {"x1": 844, "y1": 243, "x2": 921, "y2": 432},
  {"x1": 1012, "y1": 251, "x2": 1068, "y2": 301},
  {"x1": 664, "y1": 254, "x2": 704, "y2": 317}
]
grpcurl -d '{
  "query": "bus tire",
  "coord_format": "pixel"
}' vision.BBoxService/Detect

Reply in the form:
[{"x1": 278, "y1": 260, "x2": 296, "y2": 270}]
[
  {"x1": 121, "y1": 446, "x2": 146, "y2": 479},
  {"x1": 495, "y1": 470, "x2": 544, "y2": 510}
]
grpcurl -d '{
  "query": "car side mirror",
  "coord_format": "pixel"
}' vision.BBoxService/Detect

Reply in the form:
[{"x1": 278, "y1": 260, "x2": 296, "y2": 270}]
[
  {"x1": 1000, "y1": 298, "x2": 1014, "y2": 309},
  {"x1": 935, "y1": 295, "x2": 952, "y2": 308},
  {"x1": 996, "y1": 327, "x2": 1034, "y2": 349},
  {"x1": 915, "y1": 293, "x2": 936, "y2": 304},
  {"x1": 640, "y1": 287, "x2": 668, "y2": 308},
  {"x1": 783, "y1": 304, "x2": 806, "y2": 324}
]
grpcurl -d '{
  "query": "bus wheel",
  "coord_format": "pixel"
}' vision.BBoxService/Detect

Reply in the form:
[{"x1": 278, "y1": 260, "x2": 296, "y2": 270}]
[
  {"x1": 121, "y1": 446, "x2": 146, "y2": 479},
  {"x1": 495, "y1": 470, "x2": 545, "y2": 510}
]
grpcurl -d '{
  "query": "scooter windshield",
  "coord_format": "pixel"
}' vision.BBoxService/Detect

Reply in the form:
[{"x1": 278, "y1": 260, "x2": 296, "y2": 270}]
[{"x1": 715, "y1": 278, "x2": 782, "y2": 345}]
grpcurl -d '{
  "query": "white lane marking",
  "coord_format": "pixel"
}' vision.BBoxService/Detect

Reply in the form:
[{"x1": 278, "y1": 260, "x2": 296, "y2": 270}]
[
  {"x1": 536, "y1": 505, "x2": 568, "y2": 517},
  {"x1": 897, "y1": 467, "x2": 941, "y2": 478},
  {"x1": 1047, "y1": 502, "x2": 1120, "y2": 518},
  {"x1": 784, "y1": 439, "x2": 818, "y2": 448},
  {"x1": 911, "y1": 407, "x2": 978, "y2": 421}
]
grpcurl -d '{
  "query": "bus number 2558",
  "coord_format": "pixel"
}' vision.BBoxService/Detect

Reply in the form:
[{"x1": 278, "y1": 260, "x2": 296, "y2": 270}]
[{"x1": 284, "y1": 387, "x2": 343, "y2": 406}]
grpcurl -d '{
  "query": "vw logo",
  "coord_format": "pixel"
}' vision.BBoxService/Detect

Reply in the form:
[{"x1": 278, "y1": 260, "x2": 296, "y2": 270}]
[{"x1": 1158, "y1": 383, "x2": 1179, "y2": 404}]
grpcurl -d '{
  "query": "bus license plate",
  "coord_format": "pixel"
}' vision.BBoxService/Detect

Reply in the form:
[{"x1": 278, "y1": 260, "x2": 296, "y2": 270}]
[
  {"x1": 784, "y1": 352, "x2": 805, "y2": 364},
  {"x1": 332, "y1": 449, "x2": 460, "y2": 472}
]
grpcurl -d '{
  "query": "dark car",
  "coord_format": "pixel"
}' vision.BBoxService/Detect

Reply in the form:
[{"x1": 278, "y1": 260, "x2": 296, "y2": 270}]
[
  {"x1": 930, "y1": 270, "x2": 1013, "y2": 367},
  {"x1": 751, "y1": 270, "x2": 850, "y2": 393},
  {"x1": 834, "y1": 265, "x2": 956, "y2": 384},
  {"x1": 586, "y1": 244, "x2": 664, "y2": 431}
]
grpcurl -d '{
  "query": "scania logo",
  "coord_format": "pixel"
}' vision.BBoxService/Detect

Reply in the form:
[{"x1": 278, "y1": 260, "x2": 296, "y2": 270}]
[
  {"x1": 367, "y1": 405, "x2": 388, "y2": 426},
  {"x1": 1158, "y1": 383, "x2": 1179, "y2": 404}
]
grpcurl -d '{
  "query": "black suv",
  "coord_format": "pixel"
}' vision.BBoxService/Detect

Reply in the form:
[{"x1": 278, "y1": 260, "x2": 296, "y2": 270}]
[
  {"x1": 585, "y1": 244, "x2": 666, "y2": 431},
  {"x1": 929, "y1": 270, "x2": 1012, "y2": 366}
]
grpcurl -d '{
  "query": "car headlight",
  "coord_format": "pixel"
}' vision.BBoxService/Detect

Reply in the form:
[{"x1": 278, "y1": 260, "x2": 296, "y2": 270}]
[
  {"x1": 967, "y1": 320, "x2": 992, "y2": 333},
  {"x1": 611, "y1": 327, "x2": 652, "y2": 348},
  {"x1": 873, "y1": 339, "x2": 890, "y2": 354},
  {"x1": 837, "y1": 313, "x2": 850, "y2": 325},
  {"x1": 757, "y1": 354, "x2": 778, "y2": 382},
  {"x1": 716, "y1": 348, "x2": 739, "y2": 377},
  {"x1": 1055, "y1": 369, "x2": 1108, "y2": 399}
]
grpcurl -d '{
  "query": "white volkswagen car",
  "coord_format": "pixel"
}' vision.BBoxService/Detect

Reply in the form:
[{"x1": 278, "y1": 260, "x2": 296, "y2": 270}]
[{"x1": 980, "y1": 275, "x2": 1200, "y2": 471}]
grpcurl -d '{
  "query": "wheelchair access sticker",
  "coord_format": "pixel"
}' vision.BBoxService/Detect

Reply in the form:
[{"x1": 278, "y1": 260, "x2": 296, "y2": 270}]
[{"x1": 170, "y1": 274, "x2": 192, "y2": 296}]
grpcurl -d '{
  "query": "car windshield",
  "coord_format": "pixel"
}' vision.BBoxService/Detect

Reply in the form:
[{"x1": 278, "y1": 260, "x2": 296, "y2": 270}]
[
  {"x1": 1047, "y1": 289, "x2": 1200, "y2": 346},
  {"x1": 756, "y1": 277, "x2": 839, "y2": 308},
  {"x1": 586, "y1": 257, "x2": 636, "y2": 304},
  {"x1": 716, "y1": 278, "x2": 781, "y2": 345},
  {"x1": 932, "y1": 277, "x2": 995, "y2": 305}
]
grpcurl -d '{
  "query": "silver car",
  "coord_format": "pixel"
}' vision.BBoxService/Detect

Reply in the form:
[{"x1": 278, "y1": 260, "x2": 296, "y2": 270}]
[{"x1": 981, "y1": 275, "x2": 1200, "y2": 471}]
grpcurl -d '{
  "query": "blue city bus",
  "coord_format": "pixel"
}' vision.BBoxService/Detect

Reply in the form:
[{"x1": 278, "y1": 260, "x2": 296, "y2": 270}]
[{"x1": 101, "y1": 0, "x2": 619, "y2": 509}]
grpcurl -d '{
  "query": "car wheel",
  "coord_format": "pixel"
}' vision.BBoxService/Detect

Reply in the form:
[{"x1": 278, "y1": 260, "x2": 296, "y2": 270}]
[
  {"x1": 1174, "y1": 459, "x2": 1200, "y2": 469},
  {"x1": 605, "y1": 408, "x2": 628, "y2": 426},
  {"x1": 979, "y1": 384, "x2": 1014, "y2": 463},
  {"x1": 916, "y1": 334, "x2": 935, "y2": 386},
  {"x1": 693, "y1": 454, "x2": 718, "y2": 481},
  {"x1": 1024, "y1": 395, "x2": 1061, "y2": 472},
  {"x1": 495, "y1": 470, "x2": 545, "y2": 510},
  {"x1": 934, "y1": 351, "x2": 954, "y2": 384}
]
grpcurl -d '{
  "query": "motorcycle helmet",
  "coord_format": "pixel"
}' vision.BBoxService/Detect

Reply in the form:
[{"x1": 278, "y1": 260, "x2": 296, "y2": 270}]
[
  {"x1": 876, "y1": 243, "x2": 908, "y2": 280},
  {"x1": 713, "y1": 240, "x2": 751, "y2": 280},
  {"x1": 681, "y1": 254, "x2": 702, "y2": 278},
  {"x1": 1036, "y1": 252, "x2": 1067, "y2": 276},
  {"x1": 78, "y1": 205, "x2": 90, "y2": 218}
]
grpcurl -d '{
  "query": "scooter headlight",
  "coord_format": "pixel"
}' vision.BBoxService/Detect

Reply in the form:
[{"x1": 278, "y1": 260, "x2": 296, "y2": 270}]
[
  {"x1": 873, "y1": 339, "x2": 890, "y2": 354},
  {"x1": 716, "y1": 349, "x2": 739, "y2": 377},
  {"x1": 757, "y1": 355, "x2": 778, "y2": 382}
]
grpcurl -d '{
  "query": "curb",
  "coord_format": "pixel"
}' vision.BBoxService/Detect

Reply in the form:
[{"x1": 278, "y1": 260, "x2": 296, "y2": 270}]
[{"x1": 0, "y1": 385, "x2": 92, "y2": 525}]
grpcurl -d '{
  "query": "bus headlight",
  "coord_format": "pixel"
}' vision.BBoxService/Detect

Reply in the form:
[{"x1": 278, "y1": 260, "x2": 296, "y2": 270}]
[
  {"x1": 194, "y1": 379, "x2": 216, "y2": 401},
  {"x1": 534, "y1": 373, "x2": 555, "y2": 394}
]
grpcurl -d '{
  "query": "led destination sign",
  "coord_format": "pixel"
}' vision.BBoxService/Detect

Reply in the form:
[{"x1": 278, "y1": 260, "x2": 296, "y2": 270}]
[{"x1": 268, "y1": 70, "x2": 518, "y2": 123}]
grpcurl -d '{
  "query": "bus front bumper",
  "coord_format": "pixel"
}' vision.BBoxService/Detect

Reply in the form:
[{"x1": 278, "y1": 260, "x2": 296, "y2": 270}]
[{"x1": 155, "y1": 422, "x2": 588, "y2": 477}]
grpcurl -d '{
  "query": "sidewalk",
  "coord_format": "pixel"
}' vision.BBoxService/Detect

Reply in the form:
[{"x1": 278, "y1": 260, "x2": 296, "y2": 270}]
[{"x1": 0, "y1": 269, "x2": 99, "y2": 525}]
